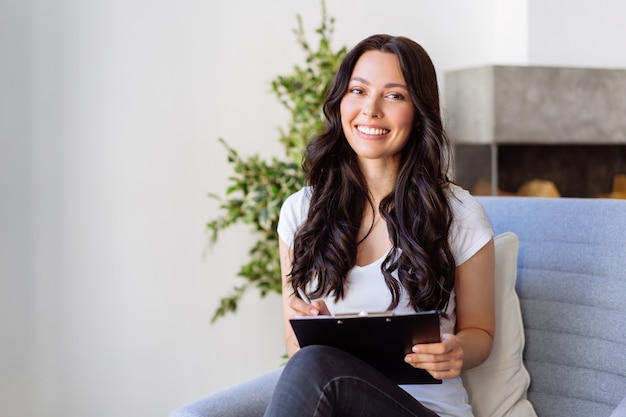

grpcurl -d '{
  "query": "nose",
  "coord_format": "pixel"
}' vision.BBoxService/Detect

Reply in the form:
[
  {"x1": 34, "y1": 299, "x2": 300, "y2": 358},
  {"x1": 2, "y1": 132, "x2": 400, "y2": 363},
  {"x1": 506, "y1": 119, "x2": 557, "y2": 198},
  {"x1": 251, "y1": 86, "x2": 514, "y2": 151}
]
[{"x1": 362, "y1": 96, "x2": 382, "y2": 119}]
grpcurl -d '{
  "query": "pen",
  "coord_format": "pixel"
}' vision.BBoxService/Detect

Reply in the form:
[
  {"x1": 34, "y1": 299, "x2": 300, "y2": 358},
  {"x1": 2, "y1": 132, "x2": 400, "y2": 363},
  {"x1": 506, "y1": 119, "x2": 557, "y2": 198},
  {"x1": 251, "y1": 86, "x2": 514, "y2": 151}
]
[{"x1": 297, "y1": 287, "x2": 311, "y2": 304}]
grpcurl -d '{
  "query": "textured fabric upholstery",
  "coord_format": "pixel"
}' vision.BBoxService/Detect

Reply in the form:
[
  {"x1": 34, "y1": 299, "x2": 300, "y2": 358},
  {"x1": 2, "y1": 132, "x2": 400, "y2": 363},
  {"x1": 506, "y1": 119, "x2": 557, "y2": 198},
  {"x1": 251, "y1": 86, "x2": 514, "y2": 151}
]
[
  {"x1": 478, "y1": 197, "x2": 626, "y2": 417},
  {"x1": 609, "y1": 395, "x2": 626, "y2": 417}
]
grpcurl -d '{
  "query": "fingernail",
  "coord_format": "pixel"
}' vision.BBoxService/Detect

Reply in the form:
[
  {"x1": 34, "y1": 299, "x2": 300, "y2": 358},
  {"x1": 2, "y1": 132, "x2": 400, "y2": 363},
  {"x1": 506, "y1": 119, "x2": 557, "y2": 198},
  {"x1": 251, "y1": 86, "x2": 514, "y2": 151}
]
[
  {"x1": 412, "y1": 346, "x2": 420, "y2": 353},
  {"x1": 310, "y1": 308, "x2": 319, "y2": 316},
  {"x1": 404, "y1": 356, "x2": 412, "y2": 363}
]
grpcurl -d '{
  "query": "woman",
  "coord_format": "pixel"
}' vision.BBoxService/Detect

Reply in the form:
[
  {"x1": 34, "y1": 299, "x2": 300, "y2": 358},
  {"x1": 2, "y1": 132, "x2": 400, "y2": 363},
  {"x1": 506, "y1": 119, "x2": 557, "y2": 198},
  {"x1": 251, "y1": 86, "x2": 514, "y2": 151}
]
[{"x1": 171, "y1": 34, "x2": 494, "y2": 417}]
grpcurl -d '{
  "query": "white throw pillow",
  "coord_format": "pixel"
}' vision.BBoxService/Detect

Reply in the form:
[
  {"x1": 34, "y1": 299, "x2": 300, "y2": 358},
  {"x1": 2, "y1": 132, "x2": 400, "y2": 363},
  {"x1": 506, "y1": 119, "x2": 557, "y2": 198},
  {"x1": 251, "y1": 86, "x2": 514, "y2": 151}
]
[{"x1": 461, "y1": 232, "x2": 537, "y2": 417}]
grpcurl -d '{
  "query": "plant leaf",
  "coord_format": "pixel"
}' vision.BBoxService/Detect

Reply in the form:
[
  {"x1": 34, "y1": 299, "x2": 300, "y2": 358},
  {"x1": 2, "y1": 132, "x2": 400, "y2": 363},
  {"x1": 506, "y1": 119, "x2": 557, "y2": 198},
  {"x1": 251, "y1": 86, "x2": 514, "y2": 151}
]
[{"x1": 207, "y1": 0, "x2": 346, "y2": 323}]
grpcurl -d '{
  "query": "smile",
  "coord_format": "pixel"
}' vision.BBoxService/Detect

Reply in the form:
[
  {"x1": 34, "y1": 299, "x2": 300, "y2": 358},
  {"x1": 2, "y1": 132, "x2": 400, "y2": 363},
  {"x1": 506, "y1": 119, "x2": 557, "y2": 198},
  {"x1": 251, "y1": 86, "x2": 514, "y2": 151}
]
[{"x1": 357, "y1": 126, "x2": 390, "y2": 136}]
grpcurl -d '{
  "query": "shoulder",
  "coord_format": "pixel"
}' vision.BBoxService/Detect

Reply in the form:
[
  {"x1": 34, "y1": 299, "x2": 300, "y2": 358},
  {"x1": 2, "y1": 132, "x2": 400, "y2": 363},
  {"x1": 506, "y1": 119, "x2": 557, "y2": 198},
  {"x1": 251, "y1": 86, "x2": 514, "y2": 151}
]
[
  {"x1": 277, "y1": 187, "x2": 313, "y2": 247},
  {"x1": 446, "y1": 184, "x2": 488, "y2": 220},
  {"x1": 280, "y1": 186, "x2": 312, "y2": 218},
  {"x1": 283, "y1": 186, "x2": 312, "y2": 206},
  {"x1": 446, "y1": 184, "x2": 493, "y2": 265}
]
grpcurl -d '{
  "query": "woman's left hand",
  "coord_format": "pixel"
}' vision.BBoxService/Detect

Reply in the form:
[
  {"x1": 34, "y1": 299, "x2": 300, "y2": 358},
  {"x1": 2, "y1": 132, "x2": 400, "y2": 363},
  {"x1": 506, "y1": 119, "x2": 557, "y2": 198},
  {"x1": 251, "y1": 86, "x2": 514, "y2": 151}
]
[{"x1": 404, "y1": 333, "x2": 464, "y2": 380}]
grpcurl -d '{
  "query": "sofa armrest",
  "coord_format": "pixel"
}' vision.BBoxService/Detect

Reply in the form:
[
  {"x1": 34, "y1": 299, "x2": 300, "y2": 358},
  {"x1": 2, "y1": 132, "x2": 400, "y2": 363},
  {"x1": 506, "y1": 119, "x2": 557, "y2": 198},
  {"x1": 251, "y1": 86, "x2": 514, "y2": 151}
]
[
  {"x1": 169, "y1": 368, "x2": 282, "y2": 417},
  {"x1": 609, "y1": 395, "x2": 626, "y2": 417}
]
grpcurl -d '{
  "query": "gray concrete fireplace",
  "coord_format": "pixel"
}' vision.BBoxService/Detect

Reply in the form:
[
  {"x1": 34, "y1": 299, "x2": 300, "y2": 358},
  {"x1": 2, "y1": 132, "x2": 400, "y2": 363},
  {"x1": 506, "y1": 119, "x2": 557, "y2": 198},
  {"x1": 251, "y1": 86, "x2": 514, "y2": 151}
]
[{"x1": 445, "y1": 65, "x2": 626, "y2": 197}]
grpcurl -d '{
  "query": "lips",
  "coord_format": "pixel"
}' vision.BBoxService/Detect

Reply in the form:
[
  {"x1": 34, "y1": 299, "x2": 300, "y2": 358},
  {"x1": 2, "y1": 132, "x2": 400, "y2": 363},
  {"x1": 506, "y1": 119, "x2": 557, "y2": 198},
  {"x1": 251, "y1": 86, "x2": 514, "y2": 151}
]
[{"x1": 357, "y1": 125, "x2": 390, "y2": 136}]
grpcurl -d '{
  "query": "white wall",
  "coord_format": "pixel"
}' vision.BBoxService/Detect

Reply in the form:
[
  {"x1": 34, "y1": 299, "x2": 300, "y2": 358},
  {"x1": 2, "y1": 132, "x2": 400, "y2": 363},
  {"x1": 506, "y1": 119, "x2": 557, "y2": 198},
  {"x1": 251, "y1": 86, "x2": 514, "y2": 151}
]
[
  {"x1": 527, "y1": 0, "x2": 626, "y2": 68},
  {"x1": 1, "y1": 1, "x2": 625, "y2": 416}
]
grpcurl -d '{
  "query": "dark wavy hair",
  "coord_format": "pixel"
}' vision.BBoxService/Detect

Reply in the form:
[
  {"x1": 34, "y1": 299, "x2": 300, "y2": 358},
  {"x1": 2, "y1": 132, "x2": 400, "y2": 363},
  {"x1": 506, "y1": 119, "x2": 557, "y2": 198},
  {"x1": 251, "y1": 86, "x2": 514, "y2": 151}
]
[{"x1": 289, "y1": 34, "x2": 455, "y2": 314}]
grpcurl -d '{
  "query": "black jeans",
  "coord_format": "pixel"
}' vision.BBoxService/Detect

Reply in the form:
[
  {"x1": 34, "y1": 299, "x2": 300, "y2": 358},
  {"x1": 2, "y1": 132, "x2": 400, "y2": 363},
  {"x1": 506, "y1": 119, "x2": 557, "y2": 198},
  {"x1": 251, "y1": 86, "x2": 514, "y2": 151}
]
[{"x1": 263, "y1": 345, "x2": 439, "y2": 417}]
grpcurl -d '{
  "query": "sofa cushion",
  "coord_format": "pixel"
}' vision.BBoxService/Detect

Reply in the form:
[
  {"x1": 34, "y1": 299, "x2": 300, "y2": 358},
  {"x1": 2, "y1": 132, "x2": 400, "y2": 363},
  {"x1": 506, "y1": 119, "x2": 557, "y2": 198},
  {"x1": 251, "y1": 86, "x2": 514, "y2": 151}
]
[{"x1": 462, "y1": 232, "x2": 536, "y2": 417}]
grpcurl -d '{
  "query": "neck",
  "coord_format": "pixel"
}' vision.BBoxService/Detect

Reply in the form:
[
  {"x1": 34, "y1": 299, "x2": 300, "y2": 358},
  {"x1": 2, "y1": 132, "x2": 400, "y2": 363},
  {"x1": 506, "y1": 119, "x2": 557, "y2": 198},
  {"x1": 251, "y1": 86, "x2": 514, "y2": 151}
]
[{"x1": 361, "y1": 166, "x2": 397, "y2": 203}]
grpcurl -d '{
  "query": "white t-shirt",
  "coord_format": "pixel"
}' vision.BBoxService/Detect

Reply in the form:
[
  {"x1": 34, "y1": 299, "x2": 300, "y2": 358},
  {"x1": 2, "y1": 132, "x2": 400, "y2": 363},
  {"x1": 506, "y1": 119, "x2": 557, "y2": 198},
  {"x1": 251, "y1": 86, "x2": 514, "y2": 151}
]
[{"x1": 277, "y1": 184, "x2": 493, "y2": 417}]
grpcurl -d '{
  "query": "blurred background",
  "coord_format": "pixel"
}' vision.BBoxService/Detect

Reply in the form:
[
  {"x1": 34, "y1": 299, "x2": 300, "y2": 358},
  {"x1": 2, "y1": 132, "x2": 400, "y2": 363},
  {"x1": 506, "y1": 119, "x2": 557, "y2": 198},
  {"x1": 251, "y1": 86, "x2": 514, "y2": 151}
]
[{"x1": 1, "y1": 0, "x2": 625, "y2": 416}]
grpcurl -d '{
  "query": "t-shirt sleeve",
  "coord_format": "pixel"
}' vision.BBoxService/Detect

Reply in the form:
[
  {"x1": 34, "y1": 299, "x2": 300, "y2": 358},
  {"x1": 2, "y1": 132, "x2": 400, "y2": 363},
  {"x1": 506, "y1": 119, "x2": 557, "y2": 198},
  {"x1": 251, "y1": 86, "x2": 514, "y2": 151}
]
[
  {"x1": 448, "y1": 186, "x2": 494, "y2": 266},
  {"x1": 277, "y1": 187, "x2": 311, "y2": 248}
]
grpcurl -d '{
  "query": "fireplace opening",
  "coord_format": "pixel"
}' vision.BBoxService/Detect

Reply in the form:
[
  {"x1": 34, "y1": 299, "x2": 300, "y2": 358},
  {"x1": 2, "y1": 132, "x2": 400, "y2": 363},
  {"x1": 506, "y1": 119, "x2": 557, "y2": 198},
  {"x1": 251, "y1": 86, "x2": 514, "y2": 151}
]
[{"x1": 453, "y1": 144, "x2": 626, "y2": 198}]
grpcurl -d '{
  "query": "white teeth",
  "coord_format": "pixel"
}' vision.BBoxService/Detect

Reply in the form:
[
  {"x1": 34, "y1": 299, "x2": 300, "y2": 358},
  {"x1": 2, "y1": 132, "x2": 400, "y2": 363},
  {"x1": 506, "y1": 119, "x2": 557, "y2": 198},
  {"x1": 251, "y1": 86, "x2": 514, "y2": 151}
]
[{"x1": 357, "y1": 126, "x2": 389, "y2": 135}]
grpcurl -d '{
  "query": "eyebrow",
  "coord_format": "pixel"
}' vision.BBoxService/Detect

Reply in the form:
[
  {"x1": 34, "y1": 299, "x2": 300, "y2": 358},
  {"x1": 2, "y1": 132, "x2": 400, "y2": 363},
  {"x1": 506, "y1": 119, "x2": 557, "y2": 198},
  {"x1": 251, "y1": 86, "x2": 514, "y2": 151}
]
[{"x1": 350, "y1": 77, "x2": 408, "y2": 90}]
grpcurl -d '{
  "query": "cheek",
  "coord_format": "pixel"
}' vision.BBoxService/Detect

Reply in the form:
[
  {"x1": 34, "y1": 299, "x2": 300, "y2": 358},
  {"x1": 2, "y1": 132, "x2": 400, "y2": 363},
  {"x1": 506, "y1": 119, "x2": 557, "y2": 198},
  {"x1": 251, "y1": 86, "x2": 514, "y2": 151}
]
[
  {"x1": 395, "y1": 108, "x2": 416, "y2": 131},
  {"x1": 339, "y1": 99, "x2": 354, "y2": 129},
  {"x1": 340, "y1": 96, "x2": 360, "y2": 120},
  {"x1": 339, "y1": 99, "x2": 348, "y2": 119}
]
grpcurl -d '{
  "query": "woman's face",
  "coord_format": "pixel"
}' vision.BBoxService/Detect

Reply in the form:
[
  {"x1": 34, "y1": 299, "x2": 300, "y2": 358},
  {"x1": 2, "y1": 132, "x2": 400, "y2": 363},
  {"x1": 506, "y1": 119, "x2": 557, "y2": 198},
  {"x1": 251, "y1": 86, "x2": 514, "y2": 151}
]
[{"x1": 340, "y1": 50, "x2": 415, "y2": 165}]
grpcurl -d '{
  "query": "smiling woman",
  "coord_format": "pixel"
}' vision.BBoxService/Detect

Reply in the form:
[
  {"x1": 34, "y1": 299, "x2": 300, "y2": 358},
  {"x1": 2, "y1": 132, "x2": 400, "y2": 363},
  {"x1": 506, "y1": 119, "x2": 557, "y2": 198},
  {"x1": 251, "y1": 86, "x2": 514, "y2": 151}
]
[{"x1": 171, "y1": 33, "x2": 495, "y2": 417}]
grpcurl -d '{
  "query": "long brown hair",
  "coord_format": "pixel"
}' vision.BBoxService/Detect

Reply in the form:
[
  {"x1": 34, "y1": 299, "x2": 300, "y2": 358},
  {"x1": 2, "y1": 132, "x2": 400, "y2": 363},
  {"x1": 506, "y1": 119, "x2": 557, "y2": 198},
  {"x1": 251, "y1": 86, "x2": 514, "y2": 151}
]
[{"x1": 289, "y1": 34, "x2": 455, "y2": 314}]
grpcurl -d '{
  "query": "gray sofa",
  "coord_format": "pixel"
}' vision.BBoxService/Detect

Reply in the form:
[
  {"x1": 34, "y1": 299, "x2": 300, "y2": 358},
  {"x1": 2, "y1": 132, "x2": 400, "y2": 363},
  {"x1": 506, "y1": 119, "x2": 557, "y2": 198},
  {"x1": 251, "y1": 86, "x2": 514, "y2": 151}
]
[{"x1": 478, "y1": 196, "x2": 626, "y2": 417}]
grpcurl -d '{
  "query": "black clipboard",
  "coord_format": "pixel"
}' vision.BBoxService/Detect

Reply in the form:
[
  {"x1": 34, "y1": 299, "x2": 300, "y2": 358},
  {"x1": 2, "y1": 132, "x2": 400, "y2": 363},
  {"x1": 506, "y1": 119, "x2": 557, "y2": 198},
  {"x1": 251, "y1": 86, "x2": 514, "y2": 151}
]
[{"x1": 289, "y1": 310, "x2": 441, "y2": 384}]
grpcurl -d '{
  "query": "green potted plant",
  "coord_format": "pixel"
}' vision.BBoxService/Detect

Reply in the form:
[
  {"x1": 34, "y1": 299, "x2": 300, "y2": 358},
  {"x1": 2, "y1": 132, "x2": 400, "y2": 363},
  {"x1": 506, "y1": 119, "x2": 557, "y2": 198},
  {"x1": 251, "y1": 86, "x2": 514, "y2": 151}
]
[{"x1": 206, "y1": 1, "x2": 346, "y2": 323}]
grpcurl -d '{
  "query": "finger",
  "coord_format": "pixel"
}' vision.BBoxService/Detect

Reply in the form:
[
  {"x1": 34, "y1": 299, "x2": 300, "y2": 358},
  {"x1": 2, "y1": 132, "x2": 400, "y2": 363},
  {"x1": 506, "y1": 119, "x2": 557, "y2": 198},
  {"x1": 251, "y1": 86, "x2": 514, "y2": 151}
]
[
  {"x1": 405, "y1": 344, "x2": 463, "y2": 367},
  {"x1": 411, "y1": 346, "x2": 464, "y2": 364},
  {"x1": 310, "y1": 299, "x2": 331, "y2": 315},
  {"x1": 404, "y1": 354, "x2": 463, "y2": 379},
  {"x1": 404, "y1": 352, "x2": 450, "y2": 367},
  {"x1": 411, "y1": 333, "x2": 460, "y2": 355},
  {"x1": 411, "y1": 343, "x2": 448, "y2": 355},
  {"x1": 289, "y1": 297, "x2": 320, "y2": 316}
]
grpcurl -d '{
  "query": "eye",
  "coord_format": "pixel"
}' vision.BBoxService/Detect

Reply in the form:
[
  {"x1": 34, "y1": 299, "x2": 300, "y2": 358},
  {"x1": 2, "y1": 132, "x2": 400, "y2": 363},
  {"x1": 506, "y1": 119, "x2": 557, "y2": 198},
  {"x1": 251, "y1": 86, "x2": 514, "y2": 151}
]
[
  {"x1": 348, "y1": 86, "x2": 365, "y2": 95},
  {"x1": 386, "y1": 92, "x2": 406, "y2": 100}
]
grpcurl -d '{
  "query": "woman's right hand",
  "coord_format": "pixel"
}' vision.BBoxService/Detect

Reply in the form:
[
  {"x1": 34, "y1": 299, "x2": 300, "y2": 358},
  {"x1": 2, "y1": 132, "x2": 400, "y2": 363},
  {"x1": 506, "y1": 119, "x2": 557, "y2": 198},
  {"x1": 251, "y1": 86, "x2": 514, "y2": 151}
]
[
  {"x1": 280, "y1": 238, "x2": 332, "y2": 356},
  {"x1": 289, "y1": 296, "x2": 331, "y2": 318},
  {"x1": 284, "y1": 296, "x2": 331, "y2": 357}
]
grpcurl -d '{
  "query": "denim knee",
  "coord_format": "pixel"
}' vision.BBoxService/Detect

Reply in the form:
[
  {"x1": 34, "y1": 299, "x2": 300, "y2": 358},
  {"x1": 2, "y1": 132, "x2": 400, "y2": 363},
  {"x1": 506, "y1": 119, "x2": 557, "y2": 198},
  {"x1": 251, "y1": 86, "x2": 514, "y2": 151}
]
[{"x1": 284, "y1": 345, "x2": 355, "y2": 382}]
